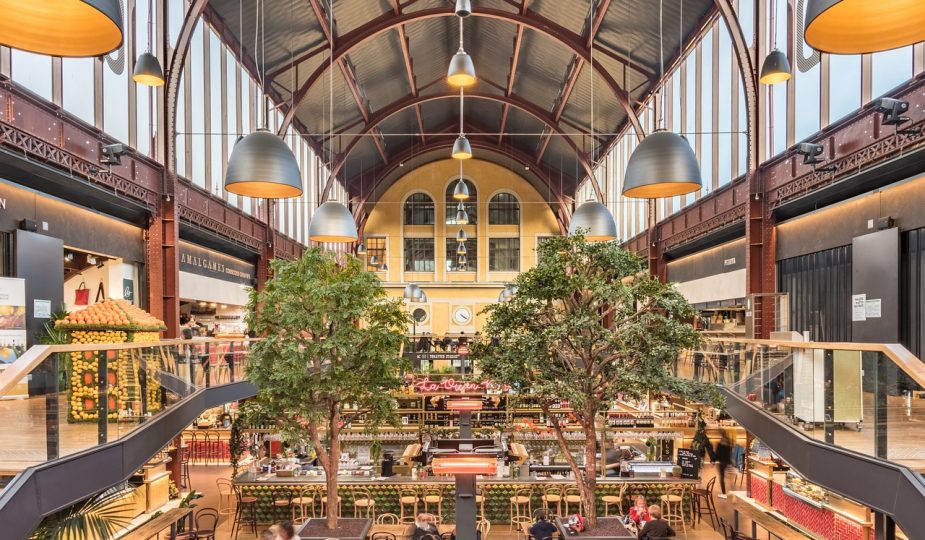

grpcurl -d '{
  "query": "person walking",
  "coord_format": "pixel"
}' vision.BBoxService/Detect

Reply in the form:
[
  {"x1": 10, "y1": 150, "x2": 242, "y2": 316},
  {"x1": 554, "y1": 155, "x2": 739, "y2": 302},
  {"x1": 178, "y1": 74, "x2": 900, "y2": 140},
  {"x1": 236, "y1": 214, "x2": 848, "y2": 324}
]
[{"x1": 714, "y1": 431, "x2": 733, "y2": 498}]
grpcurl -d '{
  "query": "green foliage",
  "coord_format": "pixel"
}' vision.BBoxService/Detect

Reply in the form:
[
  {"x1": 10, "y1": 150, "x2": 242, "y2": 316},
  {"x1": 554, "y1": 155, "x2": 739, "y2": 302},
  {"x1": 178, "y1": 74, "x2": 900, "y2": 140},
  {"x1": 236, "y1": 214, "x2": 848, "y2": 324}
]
[
  {"x1": 229, "y1": 415, "x2": 246, "y2": 477},
  {"x1": 244, "y1": 249, "x2": 409, "y2": 527},
  {"x1": 31, "y1": 485, "x2": 134, "y2": 540},
  {"x1": 40, "y1": 306, "x2": 70, "y2": 345},
  {"x1": 179, "y1": 490, "x2": 203, "y2": 509},
  {"x1": 474, "y1": 234, "x2": 705, "y2": 411}
]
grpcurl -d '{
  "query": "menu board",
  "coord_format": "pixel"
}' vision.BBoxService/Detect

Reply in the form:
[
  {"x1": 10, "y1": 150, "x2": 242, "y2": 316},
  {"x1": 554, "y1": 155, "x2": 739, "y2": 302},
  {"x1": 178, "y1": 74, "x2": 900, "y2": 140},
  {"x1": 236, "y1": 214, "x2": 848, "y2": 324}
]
[{"x1": 676, "y1": 448, "x2": 702, "y2": 479}]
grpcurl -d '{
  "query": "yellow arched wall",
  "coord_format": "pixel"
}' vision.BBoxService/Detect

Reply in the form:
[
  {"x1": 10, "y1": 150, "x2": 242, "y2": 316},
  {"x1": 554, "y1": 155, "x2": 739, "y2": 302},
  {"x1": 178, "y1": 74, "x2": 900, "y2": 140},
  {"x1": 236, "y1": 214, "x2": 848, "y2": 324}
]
[{"x1": 364, "y1": 158, "x2": 560, "y2": 336}]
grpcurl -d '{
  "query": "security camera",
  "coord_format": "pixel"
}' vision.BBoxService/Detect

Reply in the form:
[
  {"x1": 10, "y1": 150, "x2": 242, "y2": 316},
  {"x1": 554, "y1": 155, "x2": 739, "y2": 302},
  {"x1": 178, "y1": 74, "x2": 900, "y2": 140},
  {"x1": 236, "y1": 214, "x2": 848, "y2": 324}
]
[
  {"x1": 100, "y1": 143, "x2": 128, "y2": 166},
  {"x1": 795, "y1": 142, "x2": 835, "y2": 172},
  {"x1": 875, "y1": 97, "x2": 909, "y2": 125}
]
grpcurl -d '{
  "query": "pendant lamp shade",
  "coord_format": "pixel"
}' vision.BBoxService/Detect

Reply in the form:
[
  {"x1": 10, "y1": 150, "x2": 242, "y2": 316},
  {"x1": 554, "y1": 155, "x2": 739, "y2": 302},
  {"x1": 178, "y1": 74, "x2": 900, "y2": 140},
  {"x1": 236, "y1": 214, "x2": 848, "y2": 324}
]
[
  {"x1": 453, "y1": 178, "x2": 470, "y2": 200},
  {"x1": 419, "y1": 291, "x2": 428, "y2": 303},
  {"x1": 456, "y1": 230, "x2": 467, "y2": 242},
  {"x1": 759, "y1": 49, "x2": 791, "y2": 85},
  {"x1": 356, "y1": 243, "x2": 367, "y2": 255},
  {"x1": 457, "y1": 255, "x2": 467, "y2": 266},
  {"x1": 568, "y1": 201, "x2": 617, "y2": 242},
  {"x1": 369, "y1": 254, "x2": 379, "y2": 266},
  {"x1": 133, "y1": 52, "x2": 165, "y2": 86},
  {"x1": 451, "y1": 135, "x2": 473, "y2": 160},
  {"x1": 0, "y1": 0, "x2": 124, "y2": 57},
  {"x1": 225, "y1": 129, "x2": 303, "y2": 198},
  {"x1": 447, "y1": 48, "x2": 477, "y2": 87},
  {"x1": 622, "y1": 130, "x2": 702, "y2": 198},
  {"x1": 804, "y1": 0, "x2": 925, "y2": 54},
  {"x1": 456, "y1": 242, "x2": 467, "y2": 256},
  {"x1": 403, "y1": 283, "x2": 423, "y2": 301},
  {"x1": 499, "y1": 284, "x2": 518, "y2": 302},
  {"x1": 455, "y1": 204, "x2": 470, "y2": 225},
  {"x1": 380, "y1": 262, "x2": 389, "y2": 271},
  {"x1": 455, "y1": 0, "x2": 472, "y2": 17},
  {"x1": 308, "y1": 201, "x2": 358, "y2": 243}
]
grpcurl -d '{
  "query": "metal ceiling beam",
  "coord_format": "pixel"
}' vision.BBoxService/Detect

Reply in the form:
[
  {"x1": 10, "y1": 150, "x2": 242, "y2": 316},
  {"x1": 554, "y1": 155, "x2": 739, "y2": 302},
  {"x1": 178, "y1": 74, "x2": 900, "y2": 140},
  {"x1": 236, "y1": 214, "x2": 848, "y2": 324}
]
[
  {"x1": 587, "y1": 0, "x2": 612, "y2": 48},
  {"x1": 499, "y1": 0, "x2": 530, "y2": 145},
  {"x1": 276, "y1": 6, "x2": 645, "y2": 146},
  {"x1": 315, "y1": 90, "x2": 600, "y2": 204},
  {"x1": 309, "y1": 0, "x2": 389, "y2": 164},
  {"x1": 392, "y1": 0, "x2": 426, "y2": 145}
]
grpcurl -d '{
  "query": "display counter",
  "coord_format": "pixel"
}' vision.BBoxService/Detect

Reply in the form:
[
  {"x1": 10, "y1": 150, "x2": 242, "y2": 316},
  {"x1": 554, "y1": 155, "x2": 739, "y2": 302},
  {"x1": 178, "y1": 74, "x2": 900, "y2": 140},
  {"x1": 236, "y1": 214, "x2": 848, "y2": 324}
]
[{"x1": 233, "y1": 472, "x2": 698, "y2": 525}]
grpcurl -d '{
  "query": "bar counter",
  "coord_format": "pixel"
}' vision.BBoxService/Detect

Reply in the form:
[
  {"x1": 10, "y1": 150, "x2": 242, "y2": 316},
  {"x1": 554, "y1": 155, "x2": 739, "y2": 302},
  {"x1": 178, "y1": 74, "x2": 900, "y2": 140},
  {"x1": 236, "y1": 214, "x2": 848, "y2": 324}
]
[{"x1": 234, "y1": 472, "x2": 698, "y2": 524}]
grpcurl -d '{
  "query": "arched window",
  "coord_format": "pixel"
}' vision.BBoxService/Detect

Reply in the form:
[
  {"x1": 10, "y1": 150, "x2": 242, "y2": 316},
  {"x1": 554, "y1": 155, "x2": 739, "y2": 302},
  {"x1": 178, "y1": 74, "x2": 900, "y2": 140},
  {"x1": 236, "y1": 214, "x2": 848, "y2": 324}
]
[
  {"x1": 488, "y1": 193, "x2": 520, "y2": 225},
  {"x1": 403, "y1": 193, "x2": 435, "y2": 225},
  {"x1": 446, "y1": 179, "x2": 477, "y2": 225}
]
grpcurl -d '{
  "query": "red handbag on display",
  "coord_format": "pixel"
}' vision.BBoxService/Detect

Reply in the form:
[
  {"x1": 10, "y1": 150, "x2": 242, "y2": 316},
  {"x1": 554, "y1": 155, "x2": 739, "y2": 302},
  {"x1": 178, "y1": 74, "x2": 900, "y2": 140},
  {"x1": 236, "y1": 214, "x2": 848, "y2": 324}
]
[{"x1": 74, "y1": 281, "x2": 89, "y2": 305}]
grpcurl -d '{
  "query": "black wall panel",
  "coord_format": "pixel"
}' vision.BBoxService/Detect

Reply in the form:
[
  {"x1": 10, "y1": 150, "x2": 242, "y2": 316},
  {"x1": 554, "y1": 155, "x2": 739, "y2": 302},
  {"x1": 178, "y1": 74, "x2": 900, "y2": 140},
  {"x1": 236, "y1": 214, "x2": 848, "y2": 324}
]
[
  {"x1": 777, "y1": 246, "x2": 853, "y2": 342},
  {"x1": 901, "y1": 228, "x2": 925, "y2": 359}
]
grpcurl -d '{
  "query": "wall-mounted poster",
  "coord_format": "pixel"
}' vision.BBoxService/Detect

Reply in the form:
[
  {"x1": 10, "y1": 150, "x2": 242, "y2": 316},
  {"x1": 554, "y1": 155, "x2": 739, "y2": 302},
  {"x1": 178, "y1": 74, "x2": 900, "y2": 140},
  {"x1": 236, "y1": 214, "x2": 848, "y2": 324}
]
[{"x1": 0, "y1": 277, "x2": 28, "y2": 398}]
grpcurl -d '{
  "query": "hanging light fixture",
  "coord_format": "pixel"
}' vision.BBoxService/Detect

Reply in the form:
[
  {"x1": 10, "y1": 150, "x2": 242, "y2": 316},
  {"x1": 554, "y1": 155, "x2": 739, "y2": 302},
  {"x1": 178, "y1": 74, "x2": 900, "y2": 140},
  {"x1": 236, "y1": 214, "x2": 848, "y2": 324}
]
[
  {"x1": 759, "y1": 0, "x2": 790, "y2": 85},
  {"x1": 403, "y1": 283, "x2": 423, "y2": 302},
  {"x1": 568, "y1": 201, "x2": 618, "y2": 241},
  {"x1": 498, "y1": 284, "x2": 518, "y2": 303},
  {"x1": 380, "y1": 261, "x2": 389, "y2": 271},
  {"x1": 456, "y1": 242, "x2": 467, "y2": 256},
  {"x1": 419, "y1": 291, "x2": 428, "y2": 303},
  {"x1": 308, "y1": 201, "x2": 358, "y2": 242},
  {"x1": 356, "y1": 242, "x2": 367, "y2": 255},
  {"x1": 0, "y1": 0, "x2": 124, "y2": 57},
  {"x1": 133, "y1": 0, "x2": 163, "y2": 87},
  {"x1": 225, "y1": 1, "x2": 302, "y2": 198},
  {"x1": 225, "y1": 129, "x2": 303, "y2": 197},
  {"x1": 369, "y1": 254, "x2": 379, "y2": 266},
  {"x1": 452, "y1": 88, "x2": 473, "y2": 159},
  {"x1": 622, "y1": 0, "x2": 702, "y2": 199},
  {"x1": 622, "y1": 130, "x2": 703, "y2": 198},
  {"x1": 447, "y1": 13, "x2": 476, "y2": 87},
  {"x1": 760, "y1": 49, "x2": 791, "y2": 85},
  {"x1": 454, "y1": 0, "x2": 472, "y2": 17},
  {"x1": 455, "y1": 203, "x2": 470, "y2": 225},
  {"x1": 456, "y1": 229, "x2": 467, "y2": 242},
  {"x1": 457, "y1": 254, "x2": 468, "y2": 267},
  {"x1": 804, "y1": 0, "x2": 925, "y2": 54},
  {"x1": 453, "y1": 178, "x2": 470, "y2": 200}
]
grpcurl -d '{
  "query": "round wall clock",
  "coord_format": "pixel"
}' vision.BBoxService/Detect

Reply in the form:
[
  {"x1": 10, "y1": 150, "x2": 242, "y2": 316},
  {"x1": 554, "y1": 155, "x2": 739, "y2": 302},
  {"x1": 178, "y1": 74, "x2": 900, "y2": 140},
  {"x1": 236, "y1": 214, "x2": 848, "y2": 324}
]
[{"x1": 453, "y1": 306, "x2": 472, "y2": 325}]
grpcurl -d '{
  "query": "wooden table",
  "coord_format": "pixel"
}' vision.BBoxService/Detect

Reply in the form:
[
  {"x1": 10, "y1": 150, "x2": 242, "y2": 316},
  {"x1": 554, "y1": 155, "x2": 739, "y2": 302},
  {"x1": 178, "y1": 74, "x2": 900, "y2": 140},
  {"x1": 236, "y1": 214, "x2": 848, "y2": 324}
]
[{"x1": 368, "y1": 523, "x2": 455, "y2": 539}]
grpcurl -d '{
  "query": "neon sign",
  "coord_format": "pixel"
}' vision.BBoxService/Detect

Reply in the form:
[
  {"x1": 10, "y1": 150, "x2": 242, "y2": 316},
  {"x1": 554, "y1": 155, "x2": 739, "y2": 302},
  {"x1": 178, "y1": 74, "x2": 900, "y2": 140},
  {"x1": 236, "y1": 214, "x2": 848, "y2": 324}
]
[{"x1": 411, "y1": 377, "x2": 509, "y2": 394}]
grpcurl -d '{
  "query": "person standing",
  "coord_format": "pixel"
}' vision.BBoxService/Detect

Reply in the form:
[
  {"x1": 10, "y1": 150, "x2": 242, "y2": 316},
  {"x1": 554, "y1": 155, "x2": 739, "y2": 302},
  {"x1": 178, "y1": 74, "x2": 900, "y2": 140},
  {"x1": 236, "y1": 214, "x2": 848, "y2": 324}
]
[{"x1": 714, "y1": 432, "x2": 733, "y2": 498}]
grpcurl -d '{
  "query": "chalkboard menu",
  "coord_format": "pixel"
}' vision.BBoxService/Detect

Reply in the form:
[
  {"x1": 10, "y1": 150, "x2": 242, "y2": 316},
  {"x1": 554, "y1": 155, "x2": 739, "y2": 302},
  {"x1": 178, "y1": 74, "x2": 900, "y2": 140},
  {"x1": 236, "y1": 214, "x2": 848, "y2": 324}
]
[{"x1": 676, "y1": 448, "x2": 702, "y2": 479}]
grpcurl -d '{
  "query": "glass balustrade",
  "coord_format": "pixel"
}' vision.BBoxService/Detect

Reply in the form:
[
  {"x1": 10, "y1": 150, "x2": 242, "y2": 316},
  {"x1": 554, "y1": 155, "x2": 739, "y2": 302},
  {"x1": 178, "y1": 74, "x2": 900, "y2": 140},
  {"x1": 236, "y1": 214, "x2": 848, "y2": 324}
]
[
  {"x1": 0, "y1": 338, "x2": 254, "y2": 488},
  {"x1": 678, "y1": 338, "x2": 925, "y2": 468}
]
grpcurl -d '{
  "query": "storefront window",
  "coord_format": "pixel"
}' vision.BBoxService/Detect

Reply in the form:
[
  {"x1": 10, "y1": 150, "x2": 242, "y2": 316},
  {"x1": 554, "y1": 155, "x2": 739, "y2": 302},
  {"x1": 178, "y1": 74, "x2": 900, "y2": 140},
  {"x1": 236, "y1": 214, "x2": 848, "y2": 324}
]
[
  {"x1": 403, "y1": 193, "x2": 435, "y2": 225},
  {"x1": 366, "y1": 237, "x2": 386, "y2": 271},
  {"x1": 445, "y1": 238, "x2": 477, "y2": 272},
  {"x1": 488, "y1": 193, "x2": 520, "y2": 225},
  {"x1": 489, "y1": 238, "x2": 520, "y2": 272},
  {"x1": 404, "y1": 238, "x2": 435, "y2": 272}
]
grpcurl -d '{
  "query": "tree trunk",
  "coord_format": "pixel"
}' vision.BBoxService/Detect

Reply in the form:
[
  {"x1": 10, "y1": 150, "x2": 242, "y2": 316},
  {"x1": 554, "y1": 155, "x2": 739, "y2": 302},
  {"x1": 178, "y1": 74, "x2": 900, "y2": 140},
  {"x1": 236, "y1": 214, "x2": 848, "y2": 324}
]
[
  {"x1": 327, "y1": 413, "x2": 341, "y2": 530},
  {"x1": 581, "y1": 420, "x2": 598, "y2": 527}
]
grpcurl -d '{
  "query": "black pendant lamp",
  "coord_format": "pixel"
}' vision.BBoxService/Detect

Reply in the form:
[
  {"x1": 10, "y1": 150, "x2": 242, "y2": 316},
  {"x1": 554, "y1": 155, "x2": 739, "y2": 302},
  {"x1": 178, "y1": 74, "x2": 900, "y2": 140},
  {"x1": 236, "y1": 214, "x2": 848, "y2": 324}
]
[
  {"x1": 133, "y1": 1, "x2": 163, "y2": 87},
  {"x1": 0, "y1": 0, "x2": 124, "y2": 57},
  {"x1": 759, "y1": 49, "x2": 791, "y2": 85},
  {"x1": 622, "y1": 130, "x2": 702, "y2": 198},
  {"x1": 225, "y1": 128, "x2": 303, "y2": 198},
  {"x1": 804, "y1": 0, "x2": 925, "y2": 54}
]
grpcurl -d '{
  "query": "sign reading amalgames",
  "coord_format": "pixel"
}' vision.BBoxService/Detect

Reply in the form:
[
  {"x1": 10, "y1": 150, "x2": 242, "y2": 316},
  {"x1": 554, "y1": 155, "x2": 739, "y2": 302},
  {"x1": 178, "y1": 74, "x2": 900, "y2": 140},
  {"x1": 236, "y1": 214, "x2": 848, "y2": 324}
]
[{"x1": 178, "y1": 241, "x2": 255, "y2": 286}]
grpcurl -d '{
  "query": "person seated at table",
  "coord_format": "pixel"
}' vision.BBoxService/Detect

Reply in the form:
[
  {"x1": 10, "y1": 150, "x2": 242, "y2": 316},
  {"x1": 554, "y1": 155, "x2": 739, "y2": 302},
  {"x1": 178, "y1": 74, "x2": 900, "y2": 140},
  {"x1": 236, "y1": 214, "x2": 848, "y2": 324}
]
[
  {"x1": 637, "y1": 505, "x2": 675, "y2": 539},
  {"x1": 275, "y1": 521, "x2": 300, "y2": 540},
  {"x1": 629, "y1": 496, "x2": 651, "y2": 526},
  {"x1": 411, "y1": 513, "x2": 439, "y2": 540},
  {"x1": 529, "y1": 509, "x2": 558, "y2": 540},
  {"x1": 262, "y1": 529, "x2": 276, "y2": 540}
]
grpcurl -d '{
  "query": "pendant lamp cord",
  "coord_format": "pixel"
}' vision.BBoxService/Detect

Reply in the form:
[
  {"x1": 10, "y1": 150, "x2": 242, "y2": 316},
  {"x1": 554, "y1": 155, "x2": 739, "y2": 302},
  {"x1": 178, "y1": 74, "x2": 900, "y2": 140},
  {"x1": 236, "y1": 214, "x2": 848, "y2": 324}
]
[
  {"x1": 658, "y1": 0, "x2": 665, "y2": 130},
  {"x1": 771, "y1": 0, "x2": 777, "y2": 49},
  {"x1": 459, "y1": 14, "x2": 464, "y2": 50},
  {"x1": 590, "y1": 1, "x2": 595, "y2": 167},
  {"x1": 459, "y1": 87, "x2": 464, "y2": 136},
  {"x1": 329, "y1": 0, "x2": 335, "y2": 195},
  {"x1": 147, "y1": 0, "x2": 153, "y2": 53}
]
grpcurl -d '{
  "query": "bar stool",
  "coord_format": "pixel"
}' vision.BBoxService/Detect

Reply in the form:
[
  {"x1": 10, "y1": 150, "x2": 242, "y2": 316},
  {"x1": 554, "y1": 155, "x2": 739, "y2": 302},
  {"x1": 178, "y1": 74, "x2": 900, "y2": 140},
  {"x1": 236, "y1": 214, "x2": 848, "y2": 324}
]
[
  {"x1": 398, "y1": 487, "x2": 419, "y2": 523},
  {"x1": 187, "y1": 431, "x2": 200, "y2": 464},
  {"x1": 353, "y1": 487, "x2": 376, "y2": 518},
  {"x1": 209, "y1": 430, "x2": 223, "y2": 465},
  {"x1": 272, "y1": 488, "x2": 294, "y2": 522},
  {"x1": 660, "y1": 485, "x2": 687, "y2": 537},
  {"x1": 200, "y1": 431, "x2": 213, "y2": 465},
  {"x1": 602, "y1": 483, "x2": 627, "y2": 517},
  {"x1": 231, "y1": 485, "x2": 258, "y2": 539},
  {"x1": 292, "y1": 486, "x2": 317, "y2": 520},
  {"x1": 541, "y1": 485, "x2": 562, "y2": 517},
  {"x1": 693, "y1": 477, "x2": 718, "y2": 529},
  {"x1": 563, "y1": 487, "x2": 583, "y2": 515},
  {"x1": 215, "y1": 478, "x2": 234, "y2": 516},
  {"x1": 420, "y1": 486, "x2": 444, "y2": 522},
  {"x1": 321, "y1": 489, "x2": 343, "y2": 517},
  {"x1": 475, "y1": 485, "x2": 486, "y2": 520},
  {"x1": 509, "y1": 487, "x2": 532, "y2": 532},
  {"x1": 180, "y1": 446, "x2": 192, "y2": 490}
]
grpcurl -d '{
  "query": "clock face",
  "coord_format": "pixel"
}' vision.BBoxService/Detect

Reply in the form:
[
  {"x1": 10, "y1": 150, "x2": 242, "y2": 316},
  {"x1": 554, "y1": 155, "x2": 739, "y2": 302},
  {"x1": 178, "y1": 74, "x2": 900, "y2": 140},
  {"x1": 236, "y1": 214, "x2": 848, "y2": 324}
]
[{"x1": 453, "y1": 306, "x2": 472, "y2": 325}]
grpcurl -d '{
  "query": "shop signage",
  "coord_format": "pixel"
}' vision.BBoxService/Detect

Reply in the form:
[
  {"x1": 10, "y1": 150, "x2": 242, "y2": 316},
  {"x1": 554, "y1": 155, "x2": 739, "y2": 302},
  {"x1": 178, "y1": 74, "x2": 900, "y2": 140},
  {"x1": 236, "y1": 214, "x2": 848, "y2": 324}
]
[
  {"x1": 676, "y1": 448, "x2": 702, "y2": 479},
  {"x1": 179, "y1": 241, "x2": 255, "y2": 285},
  {"x1": 122, "y1": 279, "x2": 134, "y2": 303},
  {"x1": 0, "y1": 277, "x2": 27, "y2": 397},
  {"x1": 411, "y1": 376, "x2": 509, "y2": 394},
  {"x1": 407, "y1": 352, "x2": 462, "y2": 361}
]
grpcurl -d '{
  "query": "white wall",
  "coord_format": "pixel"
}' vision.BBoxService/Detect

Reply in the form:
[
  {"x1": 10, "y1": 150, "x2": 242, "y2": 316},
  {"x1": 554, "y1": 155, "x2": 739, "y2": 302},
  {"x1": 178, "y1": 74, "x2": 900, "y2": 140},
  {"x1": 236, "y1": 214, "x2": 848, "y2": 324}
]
[
  {"x1": 672, "y1": 268, "x2": 746, "y2": 305},
  {"x1": 63, "y1": 259, "x2": 139, "y2": 312},
  {"x1": 178, "y1": 271, "x2": 250, "y2": 306}
]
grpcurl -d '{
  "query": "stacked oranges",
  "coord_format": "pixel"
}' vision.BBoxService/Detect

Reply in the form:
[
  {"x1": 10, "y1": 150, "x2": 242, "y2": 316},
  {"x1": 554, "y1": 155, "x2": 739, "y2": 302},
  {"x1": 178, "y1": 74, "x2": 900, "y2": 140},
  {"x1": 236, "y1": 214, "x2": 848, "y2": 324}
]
[{"x1": 57, "y1": 298, "x2": 166, "y2": 331}]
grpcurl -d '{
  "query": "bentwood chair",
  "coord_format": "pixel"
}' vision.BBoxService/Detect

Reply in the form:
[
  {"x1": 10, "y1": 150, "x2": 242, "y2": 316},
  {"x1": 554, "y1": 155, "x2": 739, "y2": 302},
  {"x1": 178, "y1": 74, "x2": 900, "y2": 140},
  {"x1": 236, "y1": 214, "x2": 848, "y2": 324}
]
[
  {"x1": 693, "y1": 476, "x2": 718, "y2": 529},
  {"x1": 541, "y1": 485, "x2": 562, "y2": 517},
  {"x1": 660, "y1": 485, "x2": 688, "y2": 537},
  {"x1": 215, "y1": 478, "x2": 234, "y2": 516},
  {"x1": 509, "y1": 487, "x2": 532, "y2": 532},
  {"x1": 398, "y1": 487, "x2": 420, "y2": 523},
  {"x1": 602, "y1": 483, "x2": 627, "y2": 517},
  {"x1": 421, "y1": 486, "x2": 444, "y2": 522},
  {"x1": 292, "y1": 485, "x2": 317, "y2": 520},
  {"x1": 231, "y1": 485, "x2": 258, "y2": 539},
  {"x1": 353, "y1": 487, "x2": 377, "y2": 518},
  {"x1": 563, "y1": 486, "x2": 584, "y2": 516},
  {"x1": 376, "y1": 513, "x2": 401, "y2": 524}
]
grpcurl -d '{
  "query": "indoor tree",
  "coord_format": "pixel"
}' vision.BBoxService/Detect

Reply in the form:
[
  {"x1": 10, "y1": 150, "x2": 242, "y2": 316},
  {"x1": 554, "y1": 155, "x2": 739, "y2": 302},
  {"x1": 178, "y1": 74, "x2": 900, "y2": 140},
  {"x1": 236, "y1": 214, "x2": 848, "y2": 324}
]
[
  {"x1": 245, "y1": 249, "x2": 409, "y2": 530},
  {"x1": 473, "y1": 234, "x2": 707, "y2": 527}
]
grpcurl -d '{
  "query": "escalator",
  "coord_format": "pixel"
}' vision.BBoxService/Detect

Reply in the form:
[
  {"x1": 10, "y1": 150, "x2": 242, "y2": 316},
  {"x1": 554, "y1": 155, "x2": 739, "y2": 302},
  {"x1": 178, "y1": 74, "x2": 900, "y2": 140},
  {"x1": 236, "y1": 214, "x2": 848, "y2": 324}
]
[
  {"x1": 0, "y1": 339, "x2": 256, "y2": 539},
  {"x1": 695, "y1": 339, "x2": 925, "y2": 538}
]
